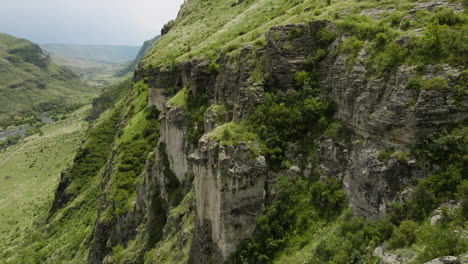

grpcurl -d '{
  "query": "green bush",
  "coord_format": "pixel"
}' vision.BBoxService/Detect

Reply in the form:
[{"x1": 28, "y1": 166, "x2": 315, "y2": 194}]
[
  {"x1": 224, "y1": 42, "x2": 241, "y2": 53},
  {"x1": 338, "y1": 37, "x2": 364, "y2": 65},
  {"x1": 454, "y1": 70, "x2": 468, "y2": 99},
  {"x1": 387, "y1": 220, "x2": 419, "y2": 249},
  {"x1": 233, "y1": 178, "x2": 346, "y2": 263},
  {"x1": 288, "y1": 27, "x2": 303, "y2": 40},
  {"x1": 0, "y1": 134, "x2": 22, "y2": 150},
  {"x1": 458, "y1": 180, "x2": 468, "y2": 220},
  {"x1": 420, "y1": 77, "x2": 449, "y2": 90},
  {"x1": 406, "y1": 76, "x2": 449, "y2": 91},
  {"x1": 305, "y1": 48, "x2": 327, "y2": 70},
  {"x1": 294, "y1": 70, "x2": 309, "y2": 87},
  {"x1": 208, "y1": 61, "x2": 220, "y2": 74},
  {"x1": 376, "y1": 148, "x2": 394, "y2": 165},
  {"x1": 336, "y1": 15, "x2": 387, "y2": 40},
  {"x1": 416, "y1": 224, "x2": 467, "y2": 262},
  {"x1": 391, "y1": 151, "x2": 408, "y2": 162},
  {"x1": 246, "y1": 92, "x2": 332, "y2": 169},
  {"x1": 369, "y1": 41, "x2": 405, "y2": 73},
  {"x1": 312, "y1": 215, "x2": 386, "y2": 264},
  {"x1": 433, "y1": 7, "x2": 464, "y2": 26},
  {"x1": 406, "y1": 76, "x2": 423, "y2": 90},
  {"x1": 409, "y1": 22, "x2": 467, "y2": 66}
]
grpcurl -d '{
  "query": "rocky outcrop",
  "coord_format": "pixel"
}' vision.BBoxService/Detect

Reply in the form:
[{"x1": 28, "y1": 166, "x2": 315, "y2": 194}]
[
  {"x1": 373, "y1": 246, "x2": 408, "y2": 264},
  {"x1": 136, "y1": 18, "x2": 468, "y2": 223},
  {"x1": 325, "y1": 57, "x2": 468, "y2": 144},
  {"x1": 317, "y1": 138, "x2": 425, "y2": 218},
  {"x1": 159, "y1": 106, "x2": 191, "y2": 183},
  {"x1": 190, "y1": 136, "x2": 266, "y2": 262},
  {"x1": 424, "y1": 256, "x2": 462, "y2": 264},
  {"x1": 265, "y1": 21, "x2": 330, "y2": 91},
  {"x1": 148, "y1": 88, "x2": 169, "y2": 111},
  {"x1": 430, "y1": 200, "x2": 461, "y2": 225},
  {"x1": 79, "y1": 12, "x2": 468, "y2": 262}
]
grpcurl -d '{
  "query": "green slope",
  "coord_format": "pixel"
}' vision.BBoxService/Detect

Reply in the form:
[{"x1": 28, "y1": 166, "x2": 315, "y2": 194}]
[
  {"x1": 0, "y1": 33, "x2": 98, "y2": 122},
  {"x1": 0, "y1": 105, "x2": 91, "y2": 244}
]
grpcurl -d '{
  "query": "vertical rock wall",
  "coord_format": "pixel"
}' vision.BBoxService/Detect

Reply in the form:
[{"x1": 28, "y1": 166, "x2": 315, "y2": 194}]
[{"x1": 191, "y1": 136, "x2": 266, "y2": 260}]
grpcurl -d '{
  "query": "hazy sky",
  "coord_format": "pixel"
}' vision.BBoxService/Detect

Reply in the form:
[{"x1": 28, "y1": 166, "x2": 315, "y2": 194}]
[{"x1": 0, "y1": 0, "x2": 185, "y2": 46}]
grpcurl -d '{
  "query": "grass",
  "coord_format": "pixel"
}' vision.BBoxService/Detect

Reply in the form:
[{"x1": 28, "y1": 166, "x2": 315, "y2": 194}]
[
  {"x1": 0, "y1": 105, "x2": 91, "y2": 242},
  {"x1": 208, "y1": 122, "x2": 259, "y2": 146},
  {"x1": 0, "y1": 100, "x2": 122, "y2": 263},
  {"x1": 141, "y1": 0, "x2": 466, "y2": 79},
  {"x1": 142, "y1": 191, "x2": 195, "y2": 264},
  {"x1": 167, "y1": 87, "x2": 189, "y2": 107}
]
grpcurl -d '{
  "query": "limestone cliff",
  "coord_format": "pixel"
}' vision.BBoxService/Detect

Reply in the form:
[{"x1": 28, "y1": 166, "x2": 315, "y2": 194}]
[{"x1": 12, "y1": 0, "x2": 467, "y2": 263}]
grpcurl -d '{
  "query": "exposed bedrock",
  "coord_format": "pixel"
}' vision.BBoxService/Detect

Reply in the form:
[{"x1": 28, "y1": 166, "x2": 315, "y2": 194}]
[{"x1": 190, "y1": 136, "x2": 266, "y2": 261}]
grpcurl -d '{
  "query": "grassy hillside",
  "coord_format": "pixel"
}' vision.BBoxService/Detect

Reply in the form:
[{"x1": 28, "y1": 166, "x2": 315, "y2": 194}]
[
  {"x1": 0, "y1": 33, "x2": 98, "y2": 122},
  {"x1": 142, "y1": 0, "x2": 467, "y2": 69},
  {"x1": 0, "y1": 105, "x2": 91, "y2": 243}
]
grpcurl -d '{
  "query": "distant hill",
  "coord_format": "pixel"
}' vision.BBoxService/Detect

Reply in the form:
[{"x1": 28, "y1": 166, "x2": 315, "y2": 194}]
[
  {"x1": 0, "y1": 33, "x2": 97, "y2": 122},
  {"x1": 41, "y1": 44, "x2": 141, "y2": 86},
  {"x1": 41, "y1": 44, "x2": 141, "y2": 64},
  {"x1": 114, "y1": 35, "x2": 160, "y2": 77}
]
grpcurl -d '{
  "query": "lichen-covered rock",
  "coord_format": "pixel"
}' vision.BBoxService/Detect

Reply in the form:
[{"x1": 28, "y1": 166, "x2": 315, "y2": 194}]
[
  {"x1": 190, "y1": 135, "x2": 266, "y2": 261},
  {"x1": 325, "y1": 54, "x2": 468, "y2": 144},
  {"x1": 265, "y1": 21, "x2": 330, "y2": 91},
  {"x1": 424, "y1": 256, "x2": 462, "y2": 264},
  {"x1": 373, "y1": 246, "x2": 408, "y2": 264},
  {"x1": 430, "y1": 200, "x2": 461, "y2": 225},
  {"x1": 318, "y1": 138, "x2": 425, "y2": 218}
]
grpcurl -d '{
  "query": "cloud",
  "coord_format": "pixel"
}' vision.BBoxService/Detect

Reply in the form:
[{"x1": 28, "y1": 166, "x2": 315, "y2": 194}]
[{"x1": 0, "y1": 0, "x2": 184, "y2": 45}]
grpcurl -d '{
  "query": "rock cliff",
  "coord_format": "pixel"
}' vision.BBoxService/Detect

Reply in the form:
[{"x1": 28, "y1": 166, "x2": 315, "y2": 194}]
[{"x1": 11, "y1": 1, "x2": 466, "y2": 263}]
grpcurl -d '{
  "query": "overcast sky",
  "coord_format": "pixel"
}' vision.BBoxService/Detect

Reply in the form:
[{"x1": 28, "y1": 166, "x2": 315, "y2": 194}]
[{"x1": 0, "y1": 0, "x2": 184, "y2": 46}]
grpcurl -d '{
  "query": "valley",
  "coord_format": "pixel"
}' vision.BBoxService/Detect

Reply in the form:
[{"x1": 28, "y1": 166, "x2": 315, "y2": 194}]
[{"x1": 41, "y1": 44, "x2": 142, "y2": 86}]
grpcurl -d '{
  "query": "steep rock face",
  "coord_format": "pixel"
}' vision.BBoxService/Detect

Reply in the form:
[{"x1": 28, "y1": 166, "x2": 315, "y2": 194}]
[
  {"x1": 190, "y1": 135, "x2": 266, "y2": 262},
  {"x1": 148, "y1": 88, "x2": 169, "y2": 111},
  {"x1": 324, "y1": 53, "x2": 467, "y2": 144},
  {"x1": 265, "y1": 21, "x2": 330, "y2": 90},
  {"x1": 159, "y1": 106, "x2": 190, "y2": 183},
  {"x1": 317, "y1": 139, "x2": 425, "y2": 218},
  {"x1": 85, "y1": 16, "x2": 466, "y2": 262},
  {"x1": 141, "y1": 54, "x2": 263, "y2": 123}
]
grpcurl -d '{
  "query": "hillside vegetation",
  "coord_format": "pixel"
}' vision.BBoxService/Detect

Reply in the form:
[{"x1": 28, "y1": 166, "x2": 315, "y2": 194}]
[
  {"x1": 0, "y1": 33, "x2": 98, "y2": 122},
  {"x1": 1, "y1": 0, "x2": 467, "y2": 263},
  {"x1": 0, "y1": 105, "x2": 91, "y2": 246}
]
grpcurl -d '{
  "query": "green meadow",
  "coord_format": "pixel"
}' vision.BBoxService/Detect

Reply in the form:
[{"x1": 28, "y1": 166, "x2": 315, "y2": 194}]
[{"x1": 0, "y1": 106, "x2": 91, "y2": 242}]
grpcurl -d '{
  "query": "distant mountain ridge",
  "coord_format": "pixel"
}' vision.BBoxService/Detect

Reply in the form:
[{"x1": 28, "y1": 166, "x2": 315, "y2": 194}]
[
  {"x1": 41, "y1": 44, "x2": 141, "y2": 64},
  {"x1": 114, "y1": 35, "x2": 160, "y2": 77}
]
